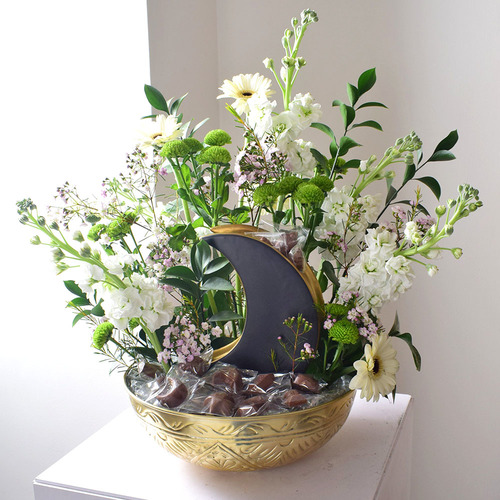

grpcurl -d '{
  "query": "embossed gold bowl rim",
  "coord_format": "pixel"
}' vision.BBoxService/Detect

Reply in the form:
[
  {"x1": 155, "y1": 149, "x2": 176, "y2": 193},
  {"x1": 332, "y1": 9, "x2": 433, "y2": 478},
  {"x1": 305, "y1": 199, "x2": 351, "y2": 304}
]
[{"x1": 125, "y1": 368, "x2": 355, "y2": 471}]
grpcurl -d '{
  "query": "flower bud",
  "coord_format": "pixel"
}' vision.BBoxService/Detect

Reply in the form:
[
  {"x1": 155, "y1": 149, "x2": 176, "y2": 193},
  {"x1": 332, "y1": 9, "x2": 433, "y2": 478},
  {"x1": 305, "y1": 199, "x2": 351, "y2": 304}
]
[
  {"x1": 469, "y1": 203, "x2": 477, "y2": 212},
  {"x1": 50, "y1": 221, "x2": 60, "y2": 230},
  {"x1": 447, "y1": 198, "x2": 456, "y2": 208},
  {"x1": 284, "y1": 29, "x2": 292, "y2": 38},
  {"x1": 80, "y1": 244, "x2": 92, "y2": 258},
  {"x1": 280, "y1": 67, "x2": 287, "y2": 82},
  {"x1": 295, "y1": 57, "x2": 306, "y2": 69},
  {"x1": 452, "y1": 248, "x2": 463, "y2": 259},
  {"x1": 281, "y1": 56, "x2": 296, "y2": 68},
  {"x1": 385, "y1": 170, "x2": 395, "y2": 179},
  {"x1": 19, "y1": 215, "x2": 29, "y2": 224},
  {"x1": 73, "y1": 230, "x2": 84, "y2": 242},
  {"x1": 263, "y1": 57, "x2": 274, "y2": 69},
  {"x1": 405, "y1": 153, "x2": 414, "y2": 165},
  {"x1": 359, "y1": 160, "x2": 367, "y2": 173},
  {"x1": 37, "y1": 216, "x2": 46, "y2": 226},
  {"x1": 426, "y1": 265, "x2": 438, "y2": 277},
  {"x1": 367, "y1": 155, "x2": 377, "y2": 167},
  {"x1": 435, "y1": 205, "x2": 447, "y2": 217},
  {"x1": 291, "y1": 17, "x2": 299, "y2": 27},
  {"x1": 444, "y1": 224, "x2": 454, "y2": 235},
  {"x1": 53, "y1": 248, "x2": 65, "y2": 262},
  {"x1": 30, "y1": 235, "x2": 41, "y2": 245}
]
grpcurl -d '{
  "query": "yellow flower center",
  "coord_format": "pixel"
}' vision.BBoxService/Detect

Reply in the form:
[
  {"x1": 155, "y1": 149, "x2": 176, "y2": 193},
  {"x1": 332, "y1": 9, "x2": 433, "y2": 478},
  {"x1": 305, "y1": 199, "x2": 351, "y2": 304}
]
[{"x1": 241, "y1": 90, "x2": 254, "y2": 97}]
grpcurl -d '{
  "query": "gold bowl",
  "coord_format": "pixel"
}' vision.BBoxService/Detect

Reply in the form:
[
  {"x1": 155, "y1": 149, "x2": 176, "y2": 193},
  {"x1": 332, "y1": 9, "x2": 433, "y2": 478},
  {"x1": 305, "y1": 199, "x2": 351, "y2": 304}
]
[{"x1": 125, "y1": 372, "x2": 355, "y2": 471}]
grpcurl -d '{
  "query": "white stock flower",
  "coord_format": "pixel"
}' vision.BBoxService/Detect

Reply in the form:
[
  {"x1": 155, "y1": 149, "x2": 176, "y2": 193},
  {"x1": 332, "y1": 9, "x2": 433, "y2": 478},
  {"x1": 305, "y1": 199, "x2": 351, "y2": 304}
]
[
  {"x1": 247, "y1": 95, "x2": 276, "y2": 138},
  {"x1": 404, "y1": 221, "x2": 422, "y2": 245},
  {"x1": 365, "y1": 227, "x2": 397, "y2": 260},
  {"x1": 75, "y1": 263, "x2": 105, "y2": 295},
  {"x1": 102, "y1": 252, "x2": 139, "y2": 279},
  {"x1": 217, "y1": 73, "x2": 274, "y2": 115},
  {"x1": 137, "y1": 114, "x2": 183, "y2": 149},
  {"x1": 284, "y1": 139, "x2": 316, "y2": 176},
  {"x1": 289, "y1": 92, "x2": 322, "y2": 130}
]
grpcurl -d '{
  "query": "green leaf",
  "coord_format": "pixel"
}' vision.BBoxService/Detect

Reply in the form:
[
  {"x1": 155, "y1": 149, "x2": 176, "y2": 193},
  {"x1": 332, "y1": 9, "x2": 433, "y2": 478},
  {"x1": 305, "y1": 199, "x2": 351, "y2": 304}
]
[
  {"x1": 346, "y1": 83, "x2": 359, "y2": 106},
  {"x1": 332, "y1": 99, "x2": 344, "y2": 107},
  {"x1": 427, "y1": 150, "x2": 456, "y2": 162},
  {"x1": 395, "y1": 332, "x2": 422, "y2": 371},
  {"x1": 321, "y1": 260, "x2": 340, "y2": 289},
  {"x1": 162, "y1": 277, "x2": 200, "y2": 297},
  {"x1": 191, "y1": 240, "x2": 212, "y2": 279},
  {"x1": 72, "y1": 311, "x2": 90, "y2": 327},
  {"x1": 144, "y1": 84, "x2": 168, "y2": 112},
  {"x1": 397, "y1": 200, "x2": 430, "y2": 216},
  {"x1": 64, "y1": 280, "x2": 86, "y2": 298},
  {"x1": 403, "y1": 163, "x2": 416, "y2": 185},
  {"x1": 310, "y1": 122, "x2": 335, "y2": 139},
  {"x1": 416, "y1": 176, "x2": 441, "y2": 199},
  {"x1": 189, "y1": 117, "x2": 210, "y2": 137},
  {"x1": 204, "y1": 257, "x2": 231, "y2": 275},
  {"x1": 329, "y1": 139, "x2": 338, "y2": 158},
  {"x1": 356, "y1": 101, "x2": 388, "y2": 110},
  {"x1": 351, "y1": 120, "x2": 383, "y2": 131},
  {"x1": 164, "y1": 265, "x2": 197, "y2": 281},
  {"x1": 357, "y1": 68, "x2": 377, "y2": 95},
  {"x1": 200, "y1": 277, "x2": 234, "y2": 291},
  {"x1": 90, "y1": 303, "x2": 105, "y2": 316},
  {"x1": 340, "y1": 104, "x2": 355, "y2": 130},
  {"x1": 388, "y1": 313, "x2": 400, "y2": 336},
  {"x1": 208, "y1": 310, "x2": 244, "y2": 322},
  {"x1": 434, "y1": 130, "x2": 459, "y2": 153},
  {"x1": 339, "y1": 136, "x2": 361, "y2": 156},
  {"x1": 67, "y1": 297, "x2": 90, "y2": 307},
  {"x1": 318, "y1": 272, "x2": 328, "y2": 292},
  {"x1": 170, "y1": 93, "x2": 188, "y2": 115},
  {"x1": 311, "y1": 148, "x2": 329, "y2": 174},
  {"x1": 342, "y1": 159, "x2": 361, "y2": 170},
  {"x1": 386, "y1": 185, "x2": 397, "y2": 205}
]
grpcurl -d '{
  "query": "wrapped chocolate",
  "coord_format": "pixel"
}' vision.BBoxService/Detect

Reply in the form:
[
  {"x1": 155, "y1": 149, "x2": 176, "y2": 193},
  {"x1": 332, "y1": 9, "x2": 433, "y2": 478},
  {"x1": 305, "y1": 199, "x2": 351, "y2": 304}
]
[
  {"x1": 179, "y1": 356, "x2": 209, "y2": 377},
  {"x1": 292, "y1": 373, "x2": 323, "y2": 394},
  {"x1": 250, "y1": 230, "x2": 306, "y2": 271},
  {"x1": 244, "y1": 373, "x2": 275, "y2": 394},
  {"x1": 282, "y1": 389, "x2": 308, "y2": 409},
  {"x1": 203, "y1": 392, "x2": 236, "y2": 416},
  {"x1": 156, "y1": 377, "x2": 188, "y2": 408},
  {"x1": 235, "y1": 395, "x2": 268, "y2": 417},
  {"x1": 205, "y1": 362, "x2": 257, "y2": 394}
]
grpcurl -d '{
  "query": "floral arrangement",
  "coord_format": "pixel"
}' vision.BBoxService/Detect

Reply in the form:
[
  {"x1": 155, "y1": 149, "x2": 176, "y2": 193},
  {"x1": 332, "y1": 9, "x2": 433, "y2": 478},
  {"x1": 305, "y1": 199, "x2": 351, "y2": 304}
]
[{"x1": 17, "y1": 9, "x2": 481, "y2": 403}]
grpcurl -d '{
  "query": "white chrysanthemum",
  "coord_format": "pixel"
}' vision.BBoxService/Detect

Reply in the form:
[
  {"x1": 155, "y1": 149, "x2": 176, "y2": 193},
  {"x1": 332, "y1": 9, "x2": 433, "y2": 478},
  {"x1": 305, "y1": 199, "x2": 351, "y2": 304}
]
[
  {"x1": 137, "y1": 114, "x2": 183, "y2": 149},
  {"x1": 349, "y1": 333, "x2": 399, "y2": 402},
  {"x1": 217, "y1": 73, "x2": 274, "y2": 115}
]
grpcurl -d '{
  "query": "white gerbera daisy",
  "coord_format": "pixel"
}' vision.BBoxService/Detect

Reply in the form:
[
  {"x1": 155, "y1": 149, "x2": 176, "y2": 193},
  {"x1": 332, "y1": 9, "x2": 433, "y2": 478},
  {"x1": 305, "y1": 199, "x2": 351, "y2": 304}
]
[
  {"x1": 217, "y1": 73, "x2": 274, "y2": 115},
  {"x1": 138, "y1": 114, "x2": 183, "y2": 149},
  {"x1": 349, "y1": 333, "x2": 399, "y2": 401}
]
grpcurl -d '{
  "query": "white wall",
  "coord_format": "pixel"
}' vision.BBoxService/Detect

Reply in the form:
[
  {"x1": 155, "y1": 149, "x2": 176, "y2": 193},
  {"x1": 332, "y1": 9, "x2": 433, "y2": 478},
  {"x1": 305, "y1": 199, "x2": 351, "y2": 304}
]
[
  {"x1": 148, "y1": 1, "x2": 500, "y2": 499},
  {"x1": 0, "y1": 2, "x2": 149, "y2": 499}
]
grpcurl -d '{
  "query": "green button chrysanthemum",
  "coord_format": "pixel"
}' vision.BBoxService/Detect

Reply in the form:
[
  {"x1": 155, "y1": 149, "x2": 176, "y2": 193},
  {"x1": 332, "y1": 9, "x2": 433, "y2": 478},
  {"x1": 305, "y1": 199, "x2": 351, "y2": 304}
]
[
  {"x1": 275, "y1": 176, "x2": 305, "y2": 195},
  {"x1": 182, "y1": 137, "x2": 203, "y2": 154},
  {"x1": 93, "y1": 322, "x2": 114, "y2": 349},
  {"x1": 106, "y1": 219, "x2": 131, "y2": 241},
  {"x1": 203, "y1": 129, "x2": 232, "y2": 146},
  {"x1": 309, "y1": 175, "x2": 334, "y2": 192},
  {"x1": 160, "y1": 139, "x2": 190, "y2": 158},
  {"x1": 253, "y1": 183, "x2": 279, "y2": 206},
  {"x1": 87, "y1": 224, "x2": 107, "y2": 242},
  {"x1": 328, "y1": 318, "x2": 359, "y2": 344},
  {"x1": 293, "y1": 183, "x2": 325, "y2": 204},
  {"x1": 197, "y1": 146, "x2": 232, "y2": 165},
  {"x1": 324, "y1": 303, "x2": 350, "y2": 317}
]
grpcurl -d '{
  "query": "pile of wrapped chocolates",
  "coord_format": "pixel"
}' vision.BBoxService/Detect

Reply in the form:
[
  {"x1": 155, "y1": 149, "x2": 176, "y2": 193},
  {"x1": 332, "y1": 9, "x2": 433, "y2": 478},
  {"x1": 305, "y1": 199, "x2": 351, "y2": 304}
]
[{"x1": 128, "y1": 356, "x2": 351, "y2": 417}]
